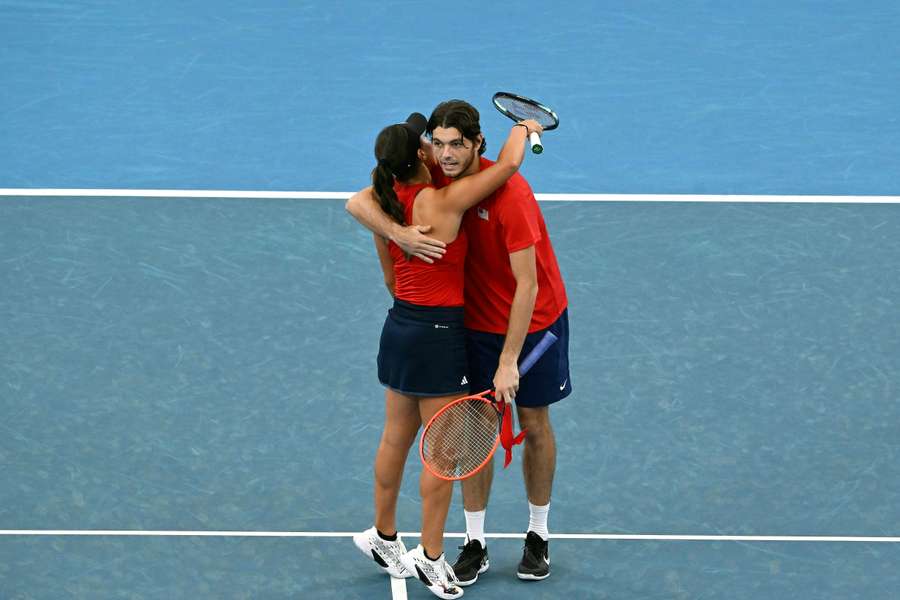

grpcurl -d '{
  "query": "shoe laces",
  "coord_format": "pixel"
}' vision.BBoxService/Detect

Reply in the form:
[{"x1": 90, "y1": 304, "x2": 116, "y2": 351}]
[
  {"x1": 376, "y1": 538, "x2": 408, "y2": 573},
  {"x1": 456, "y1": 538, "x2": 483, "y2": 562},
  {"x1": 443, "y1": 557, "x2": 460, "y2": 586},
  {"x1": 420, "y1": 553, "x2": 458, "y2": 591},
  {"x1": 523, "y1": 533, "x2": 547, "y2": 560}
]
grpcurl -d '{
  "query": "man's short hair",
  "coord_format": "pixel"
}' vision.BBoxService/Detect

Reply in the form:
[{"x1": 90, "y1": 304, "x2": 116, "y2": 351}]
[{"x1": 427, "y1": 100, "x2": 487, "y2": 155}]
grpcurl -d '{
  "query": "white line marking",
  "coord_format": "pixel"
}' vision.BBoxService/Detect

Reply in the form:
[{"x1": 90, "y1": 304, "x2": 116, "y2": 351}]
[
  {"x1": 0, "y1": 189, "x2": 353, "y2": 200},
  {"x1": 390, "y1": 576, "x2": 408, "y2": 600},
  {"x1": 1, "y1": 188, "x2": 899, "y2": 203},
  {"x1": 0, "y1": 530, "x2": 897, "y2": 543},
  {"x1": 537, "y1": 193, "x2": 900, "y2": 204}
]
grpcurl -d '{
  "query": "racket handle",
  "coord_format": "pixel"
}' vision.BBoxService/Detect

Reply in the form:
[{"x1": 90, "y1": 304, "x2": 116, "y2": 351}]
[
  {"x1": 518, "y1": 331, "x2": 558, "y2": 375},
  {"x1": 529, "y1": 131, "x2": 543, "y2": 154}
]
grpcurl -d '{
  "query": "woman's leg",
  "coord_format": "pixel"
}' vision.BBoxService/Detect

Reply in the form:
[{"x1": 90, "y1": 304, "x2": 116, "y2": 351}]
[
  {"x1": 374, "y1": 388, "x2": 421, "y2": 535},
  {"x1": 417, "y1": 393, "x2": 464, "y2": 558}
]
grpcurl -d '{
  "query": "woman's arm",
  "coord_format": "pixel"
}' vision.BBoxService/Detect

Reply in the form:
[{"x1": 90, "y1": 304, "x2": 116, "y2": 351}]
[{"x1": 373, "y1": 233, "x2": 396, "y2": 297}]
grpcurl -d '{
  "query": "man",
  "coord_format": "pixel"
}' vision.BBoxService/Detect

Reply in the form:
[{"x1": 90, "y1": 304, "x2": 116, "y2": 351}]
[{"x1": 346, "y1": 100, "x2": 571, "y2": 584}]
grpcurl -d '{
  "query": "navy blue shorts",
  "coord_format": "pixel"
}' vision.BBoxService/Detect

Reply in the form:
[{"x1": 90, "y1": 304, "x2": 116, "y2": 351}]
[
  {"x1": 466, "y1": 309, "x2": 571, "y2": 408},
  {"x1": 377, "y1": 299, "x2": 469, "y2": 397}
]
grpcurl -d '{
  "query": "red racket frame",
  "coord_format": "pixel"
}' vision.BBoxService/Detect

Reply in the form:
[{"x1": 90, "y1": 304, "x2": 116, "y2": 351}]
[{"x1": 419, "y1": 389, "x2": 504, "y2": 481}]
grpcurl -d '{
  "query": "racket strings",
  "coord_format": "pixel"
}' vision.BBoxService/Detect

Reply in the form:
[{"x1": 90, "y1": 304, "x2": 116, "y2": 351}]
[
  {"x1": 422, "y1": 400, "x2": 500, "y2": 478},
  {"x1": 495, "y1": 98, "x2": 557, "y2": 127}
]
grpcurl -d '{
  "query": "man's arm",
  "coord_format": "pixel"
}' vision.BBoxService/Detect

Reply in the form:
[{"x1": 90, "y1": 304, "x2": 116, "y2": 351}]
[
  {"x1": 345, "y1": 187, "x2": 446, "y2": 263},
  {"x1": 493, "y1": 246, "x2": 538, "y2": 404}
]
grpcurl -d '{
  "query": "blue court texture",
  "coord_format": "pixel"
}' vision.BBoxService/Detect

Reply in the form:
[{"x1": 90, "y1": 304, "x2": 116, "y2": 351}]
[{"x1": 1, "y1": 1, "x2": 899, "y2": 599}]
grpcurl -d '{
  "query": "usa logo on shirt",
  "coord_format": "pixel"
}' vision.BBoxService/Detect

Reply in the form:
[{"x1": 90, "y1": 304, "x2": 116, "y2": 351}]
[{"x1": 477, "y1": 207, "x2": 489, "y2": 221}]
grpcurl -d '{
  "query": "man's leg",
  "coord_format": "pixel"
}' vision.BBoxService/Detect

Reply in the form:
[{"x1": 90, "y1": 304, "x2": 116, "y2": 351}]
[
  {"x1": 461, "y1": 457, "x2": 494, "y2": 512},
  {"x1": 516, "y1": 404, "x2": 556, "y2": 580},
  {"x1": 452, "y1": 458, "x2": 493, "y2": 585},
  {"x1": 452, "y1": 330, "x2": 497, "y2": 586},
  {"x1": 516, "y1": 405, "x2": 556, "y2": 507},
  {"x1": 460, "y1": 455, "x2": 492, "y2": 546}
]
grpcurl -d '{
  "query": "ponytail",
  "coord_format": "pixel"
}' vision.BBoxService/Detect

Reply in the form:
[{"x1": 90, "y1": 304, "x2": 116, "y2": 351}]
[
  {"x1": 372, "y1": 121, "x2": 421, "y2": 224},
  {"x1": 371, "y1": 161, "x2": 406, "y2": 225}
]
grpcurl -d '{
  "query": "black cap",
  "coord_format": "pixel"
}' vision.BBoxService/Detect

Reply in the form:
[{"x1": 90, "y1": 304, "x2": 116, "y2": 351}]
[
  {"x1": 377, "y1": 112, "x2": 427, "y2": 177},
  {"x1": 402, "y1": 112, "x2": 427, "y2": 138},
  {"x1": 400, "y1": 113, "x2": 427, "y2": 168}
]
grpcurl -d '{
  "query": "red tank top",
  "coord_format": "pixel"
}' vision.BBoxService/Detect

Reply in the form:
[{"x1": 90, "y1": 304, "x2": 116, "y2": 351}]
[{"x1": 389, "y1": 182, "x2": 467, "y2": 307}]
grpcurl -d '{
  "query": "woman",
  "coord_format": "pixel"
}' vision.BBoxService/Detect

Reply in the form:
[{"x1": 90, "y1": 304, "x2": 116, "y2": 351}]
[{"x1": 352, "y1": 111, "x2": 542, "y2": 599}]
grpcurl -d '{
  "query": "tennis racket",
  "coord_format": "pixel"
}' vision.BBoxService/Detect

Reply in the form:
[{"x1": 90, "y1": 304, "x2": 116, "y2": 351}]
[
  {"x1": 419, "y1": 330, "x2": 559, "y2": 481},
  {"x1": 492, "y1": 92, "x2": 559, "y2": 154}
]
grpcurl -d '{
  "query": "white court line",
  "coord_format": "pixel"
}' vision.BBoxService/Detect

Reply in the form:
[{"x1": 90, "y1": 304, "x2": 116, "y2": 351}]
[
  {"x1": 0, "y1": 188, "x2": 899, "y2": 203},
  {"x1": 1, "y1": 530, "x2": 898, "y2": 543},
  {"x1": 390, "y1": 576, "x2": 408, "y2": 600},
  {"x1": 6, "y1": 531, "x2": 895, "y2": 600}
]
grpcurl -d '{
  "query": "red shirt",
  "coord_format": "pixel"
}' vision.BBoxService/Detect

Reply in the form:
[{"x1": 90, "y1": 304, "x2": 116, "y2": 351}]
[
  {"x1": 434, "y1": 158, "x2": 568, "y2": 333},
  {"x1": 389, "y1": 182, "x2": 467, "y2": 307}
]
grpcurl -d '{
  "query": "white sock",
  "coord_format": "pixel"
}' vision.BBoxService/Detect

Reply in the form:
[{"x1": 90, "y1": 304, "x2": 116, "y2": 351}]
[
  {"x1": 464, "y1": 509, "x2": 486, "y2": 547},
  {"x1": 528, "y1": 501, "x2": 550, "y2": 541}
]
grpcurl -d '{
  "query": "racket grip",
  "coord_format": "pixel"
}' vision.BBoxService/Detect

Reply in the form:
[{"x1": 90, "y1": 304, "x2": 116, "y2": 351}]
[
  {"x1": 518, "y1": 331, "x2": 558, "y2": 376},
  {"x1": 529, "y1": 131, "x2": 543, "y2": 154}
]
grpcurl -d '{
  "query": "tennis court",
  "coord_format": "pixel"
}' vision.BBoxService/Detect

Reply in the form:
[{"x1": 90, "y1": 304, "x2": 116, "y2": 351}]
[{"x1": 2, "y1": 2, "x2": 899, "y2": 598}]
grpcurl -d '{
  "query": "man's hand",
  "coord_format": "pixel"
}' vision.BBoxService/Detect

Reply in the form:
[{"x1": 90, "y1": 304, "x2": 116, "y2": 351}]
[
  {"x1": 493, "y1": 360, "x2": 520, "y2": 405},
  {"x1": 518, "y1": 119, "x2": 544, "y2": 137},
  {"x1": 393, "y1": 225, "x2": 446, "y2": 263}
]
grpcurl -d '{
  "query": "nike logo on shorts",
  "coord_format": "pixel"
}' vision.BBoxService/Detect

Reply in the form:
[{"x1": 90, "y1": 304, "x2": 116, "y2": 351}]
[{"x1": 559, "y1": 379, "x2": 568, "y2": 391}]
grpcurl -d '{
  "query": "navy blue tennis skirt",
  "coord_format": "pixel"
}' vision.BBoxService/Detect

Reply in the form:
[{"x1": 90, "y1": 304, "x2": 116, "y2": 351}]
[{"x1": 377, "y1": 299, "x2": 470, "y2": 397}]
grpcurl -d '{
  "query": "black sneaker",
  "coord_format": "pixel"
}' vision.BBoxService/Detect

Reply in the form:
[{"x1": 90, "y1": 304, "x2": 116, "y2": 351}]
[
  {"x1": 517, "y1": 531, "x2": 550, "y2": 580},
  {"x1": 452, "y1": 537, "x2": 489, "y2": 586}
]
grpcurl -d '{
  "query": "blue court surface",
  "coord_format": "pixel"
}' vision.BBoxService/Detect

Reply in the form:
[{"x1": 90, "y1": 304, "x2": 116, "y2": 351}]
[{"x1": 2, "y1": 2, "x2": 899, "y2": 599}]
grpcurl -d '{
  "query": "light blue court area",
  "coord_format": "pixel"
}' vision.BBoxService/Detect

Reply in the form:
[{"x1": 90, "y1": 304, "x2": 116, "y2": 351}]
[
  {"x1": 2, "y1": 0, "x2": 900, "y2": 598},
  {"x1": 1, "y1": 1, "x2": 899, "y2": 194}
]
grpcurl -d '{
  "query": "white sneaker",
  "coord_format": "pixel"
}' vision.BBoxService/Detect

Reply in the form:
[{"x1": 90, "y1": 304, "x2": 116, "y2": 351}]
[
  {"x1": 352, "y1": 527, "x2": 412, "y2": 578},
  {"x1": 399, "y1": 545, "x2": 464, "y2": 599}
]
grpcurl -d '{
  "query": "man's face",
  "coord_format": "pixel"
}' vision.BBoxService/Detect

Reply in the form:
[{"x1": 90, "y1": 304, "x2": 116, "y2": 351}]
[{"x1": 430, "y1": 126, "x2": 480, "y2": 179}]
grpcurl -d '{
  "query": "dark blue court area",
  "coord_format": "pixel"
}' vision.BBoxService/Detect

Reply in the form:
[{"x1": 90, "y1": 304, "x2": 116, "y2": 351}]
[{"x1": 2, "y1": 1, "x2": 899, "y2": 599}]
